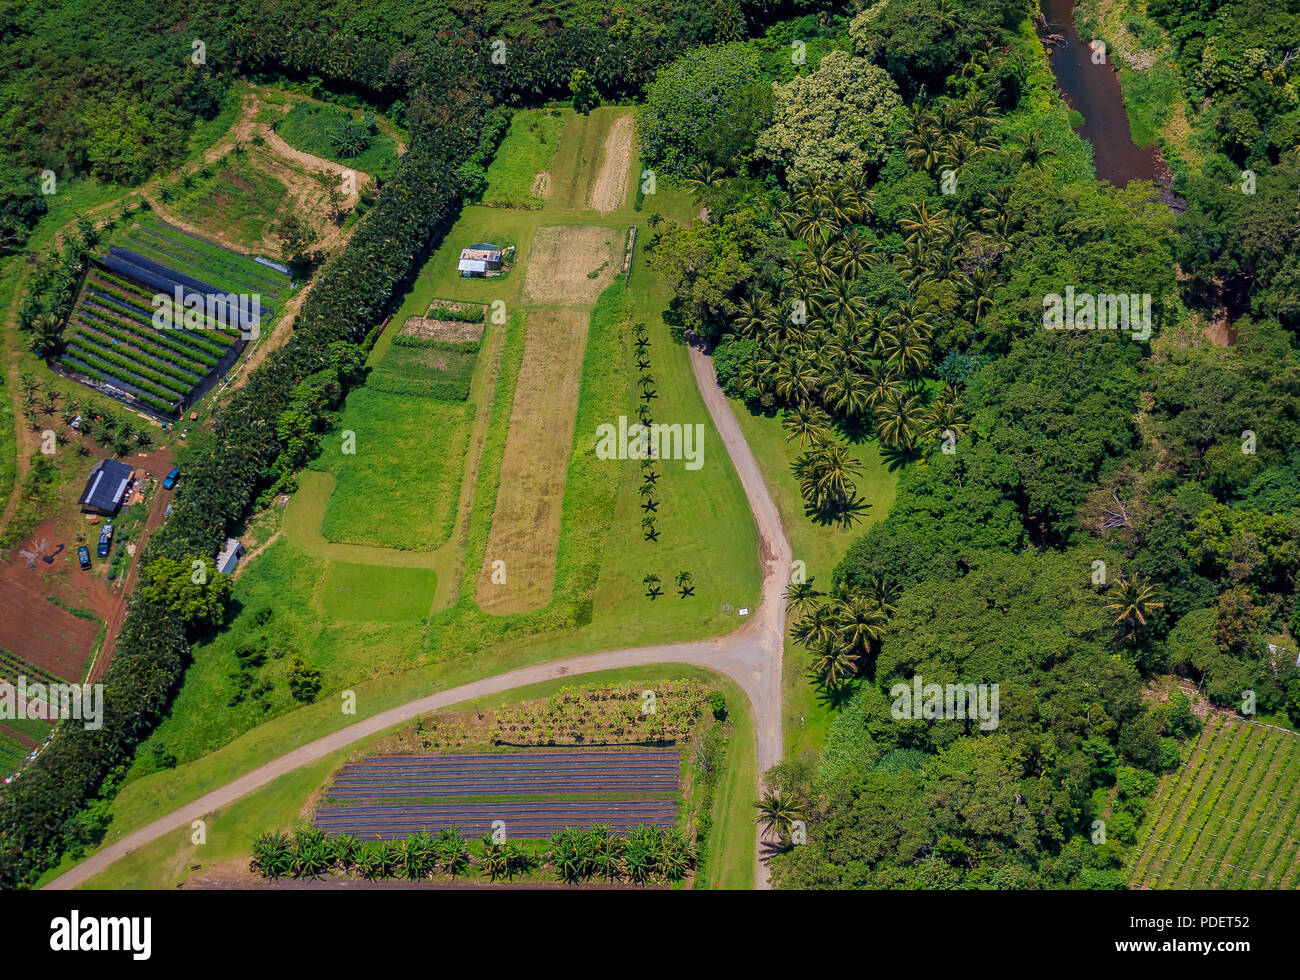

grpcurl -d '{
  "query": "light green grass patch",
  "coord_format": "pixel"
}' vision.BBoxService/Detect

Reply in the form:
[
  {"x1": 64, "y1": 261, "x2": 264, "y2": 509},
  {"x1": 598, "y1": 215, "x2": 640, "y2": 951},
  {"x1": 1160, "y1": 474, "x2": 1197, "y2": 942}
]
[
  {"x1": 320, "y1": 562, "x2": 437, "y2": 622},
  {"x1": 276, "y1": 102, "x2": 400, "y2": 179},
  {"x1": 482, "y1": 108, "x2": 566, "y2": 209},
  {"x1": 313, "y1": 388, "x2": 473, "y2": 552}
]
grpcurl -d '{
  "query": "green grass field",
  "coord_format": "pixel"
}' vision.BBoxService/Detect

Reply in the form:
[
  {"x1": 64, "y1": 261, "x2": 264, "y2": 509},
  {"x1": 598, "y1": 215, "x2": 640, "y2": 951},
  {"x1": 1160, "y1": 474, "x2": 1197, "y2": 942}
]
[
  {"x1": 368, "y1": 338, "x2": 480, "y2": 401},
  {"x1": 276, "y1": 102, "x2": 401, "y2": 179},
  {"x1": 320, "y1": 562, "x2": 438, "y2": 621},
  {"x1": 732, "y1": 405, "x2": 897, "y2": 760},
  {"x1": 1130, "y1": 715, "x2": 1300, "y2": 889},
  {"x1": 312, "y1": 388, "x2": 474, "y2": 552},
  {"x1": 482, "y1": 108, "x2": 565, "y2": 209}
]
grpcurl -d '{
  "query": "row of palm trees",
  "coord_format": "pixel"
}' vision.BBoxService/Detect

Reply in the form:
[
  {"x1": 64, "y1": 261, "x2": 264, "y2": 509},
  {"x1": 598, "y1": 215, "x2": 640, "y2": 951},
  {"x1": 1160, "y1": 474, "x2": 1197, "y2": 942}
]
[{"x1": 250, "y1": 822, "x2": 696, "y2": 884}]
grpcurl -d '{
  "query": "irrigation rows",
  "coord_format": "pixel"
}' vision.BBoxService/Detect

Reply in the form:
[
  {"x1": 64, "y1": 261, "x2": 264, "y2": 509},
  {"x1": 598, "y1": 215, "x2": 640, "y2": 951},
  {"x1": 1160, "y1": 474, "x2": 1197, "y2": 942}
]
[
  {"x1": 315, "y1": 750, "x2": 681, "y2": 839},
  {"x1": 1129, "y1": 715, "x2": 1300, "y2": 888}
]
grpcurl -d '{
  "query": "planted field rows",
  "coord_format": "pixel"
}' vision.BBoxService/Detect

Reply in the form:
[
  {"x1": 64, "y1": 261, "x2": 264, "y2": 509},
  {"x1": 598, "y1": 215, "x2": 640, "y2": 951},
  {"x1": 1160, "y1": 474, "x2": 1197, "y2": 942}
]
[
  {"x1": 55, "y1": 217, "x2": 294, "y2": 415},
  {"x1": 326, "y1": 750, "x2": 680, "y2": 799},
  {"x1": 1130, "y1": 715, "x2": 1300, "y2": 889},
  {"x1": 315, "y1": 750, "x2": 680, "y2": 839}
]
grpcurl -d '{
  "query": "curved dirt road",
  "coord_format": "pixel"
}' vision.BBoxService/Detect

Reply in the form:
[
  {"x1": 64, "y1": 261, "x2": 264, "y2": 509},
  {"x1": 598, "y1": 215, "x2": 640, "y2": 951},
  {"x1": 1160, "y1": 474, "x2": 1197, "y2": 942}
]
[{"x1": 48, "y1": 343, "x2": 792, "y2": 890}]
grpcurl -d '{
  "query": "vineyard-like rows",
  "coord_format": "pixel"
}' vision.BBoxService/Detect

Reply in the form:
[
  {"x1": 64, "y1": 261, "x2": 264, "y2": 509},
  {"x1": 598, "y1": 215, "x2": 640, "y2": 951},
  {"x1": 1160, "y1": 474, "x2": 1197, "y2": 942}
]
[
  {"x1": 121, "y1": 219, "x2": 294, "y2": 307},
  {"x1": 1129, "y1": 715, "x2": 1300, "y2": 889},
  {"x1": 316, "y1": 750, "x2": 682, "y2": 840},
  {"x1": 55, "y1": 219, "x2": 294, "y2": 415},
  {"x1": 0, "y1": 649, "x2": 61, "y2": 688}
]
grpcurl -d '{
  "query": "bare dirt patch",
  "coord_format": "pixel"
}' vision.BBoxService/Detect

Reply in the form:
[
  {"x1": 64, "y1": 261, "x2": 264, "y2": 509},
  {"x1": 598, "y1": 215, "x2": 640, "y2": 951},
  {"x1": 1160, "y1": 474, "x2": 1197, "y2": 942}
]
[
  {"x1": 401, "y1": 317, "x2": 486, "y2": 343},
  {"x1": 522, "y1": 226, "x2": 620, "y2": 307},
  {"x1": 476, "y1": 310, "x2": 590, "y2": 614},
  {"x1": 531, "y1": 171, "x2": 551, "y2": 199},
  {"x1": 587, "y1": 114, "x2": 633, "y2": 212}
]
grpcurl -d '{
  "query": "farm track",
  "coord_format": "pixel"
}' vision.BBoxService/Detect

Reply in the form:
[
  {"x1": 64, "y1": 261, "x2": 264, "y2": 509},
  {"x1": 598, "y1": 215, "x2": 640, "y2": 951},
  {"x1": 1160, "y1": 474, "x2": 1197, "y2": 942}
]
[{"x1": 47, "y1": 342, "x2": 791, "y2": 891}]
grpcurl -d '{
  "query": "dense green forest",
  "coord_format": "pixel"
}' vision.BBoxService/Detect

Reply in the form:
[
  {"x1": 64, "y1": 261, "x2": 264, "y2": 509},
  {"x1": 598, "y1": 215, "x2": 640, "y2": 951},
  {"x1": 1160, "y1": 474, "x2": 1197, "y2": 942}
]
[{"x1": 634, "y1": 0, "x2": 1300, "y2": 888}]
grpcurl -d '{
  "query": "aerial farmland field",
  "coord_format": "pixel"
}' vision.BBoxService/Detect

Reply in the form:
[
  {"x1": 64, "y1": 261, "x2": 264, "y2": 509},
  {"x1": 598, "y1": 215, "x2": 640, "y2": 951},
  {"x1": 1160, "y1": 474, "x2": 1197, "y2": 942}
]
[{"x1": 1130, "y1": 715, "x2": 1300, "y2": 889}]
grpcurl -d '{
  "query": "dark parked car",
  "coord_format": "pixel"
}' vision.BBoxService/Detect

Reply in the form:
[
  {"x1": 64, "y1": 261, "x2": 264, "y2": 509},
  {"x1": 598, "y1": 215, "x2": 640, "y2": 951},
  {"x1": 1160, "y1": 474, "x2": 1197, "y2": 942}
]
[
  {"x1": 77, "y1": 546, "x2": 91, "y2": 570},
  {"x1": 97, "y1": 524, "x2": 114, "y2": 559},
  {"x1": 163, "y1": 466, "x2": 180, "y2": 490}
]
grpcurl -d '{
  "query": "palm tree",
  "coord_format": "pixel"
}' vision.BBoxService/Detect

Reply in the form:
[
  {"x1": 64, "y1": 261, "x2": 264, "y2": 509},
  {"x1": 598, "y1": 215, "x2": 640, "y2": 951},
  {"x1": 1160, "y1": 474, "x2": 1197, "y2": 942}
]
[
  {"x1": 479, "y1": 833, "x2": 509, "y2": 880},
  {"x1": 810, "y1": 640, "x2": 860, "y2": 687},
  {"x1": 861, "y1": 575, "x2": 901, "y2": 617},
  {"x1": 732, "y1": 294, "x2": 774, "y2": 339},
  {"x1": 773, "y1": 355, "x2": 821, "y2": 407},
  {"x1": 1104, "y1": 574, "x2": 1164, "y2": 641},
  {"x1": 754, "y1": 788, "x2": 805, "y2": 847},
  {"x1": 837, "y1": 594, "x2": 888, "y2": 655},
  {"x1": 830, "y1": 229, "x2": 878, "y2": 280},
  {"x1": 821, "y1": 369, "x2": 869, "y2": 420},
  {"x1": 904, "y1": 126, "x2": 948, "y2": 174},
  {"x1": 1015, "y1": 131, "x2": 1058, "y2": 171},
  {"x1": 643, "y1": 573, "x2": 662, "y2": 599},
  {"x1": 683, "y1": 160, "x2": 726, "y2": 196},
  {"x1": 796, "y1": 440, "x2": 863, "y2": 508},
  {"x1": 785, "y1": 578, "x2": 825, "y2": 617},
  {"x1": 30, "y1": 312, "x2": 64, "y2": 356},
  {"x1": 675, "y1": 570, "x2": 695, "y2": 597},
  {"x1": 923, "y1": 385, "x2": 968, "y2": 445},
  {"x1": 791, "y1": 603, "x2": 838, "y2": 650},
  {"x1": 898, "y1": 202, "x2": 950, "y2": 244},
  {"x1": 874, "y1": 389, "x2": 927, "y2": 451}
]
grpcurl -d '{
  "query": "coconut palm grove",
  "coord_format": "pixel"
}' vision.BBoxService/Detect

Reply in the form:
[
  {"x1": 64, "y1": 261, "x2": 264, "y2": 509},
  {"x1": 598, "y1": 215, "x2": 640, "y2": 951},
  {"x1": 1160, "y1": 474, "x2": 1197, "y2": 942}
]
[{"x1": 0, "y1": 0, "x2": 1296, "y2": 957}]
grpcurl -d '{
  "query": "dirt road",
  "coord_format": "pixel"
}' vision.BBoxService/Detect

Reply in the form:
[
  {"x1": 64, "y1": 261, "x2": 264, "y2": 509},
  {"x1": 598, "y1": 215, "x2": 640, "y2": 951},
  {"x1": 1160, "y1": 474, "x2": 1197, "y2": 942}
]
[{"x1": 47, "y1": 341, "x2": 792, "y2": 891}]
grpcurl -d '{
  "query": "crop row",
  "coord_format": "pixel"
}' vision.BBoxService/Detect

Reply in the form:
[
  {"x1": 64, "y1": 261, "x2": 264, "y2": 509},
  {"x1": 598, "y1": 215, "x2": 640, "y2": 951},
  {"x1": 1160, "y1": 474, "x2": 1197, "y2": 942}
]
[
  {"x1": 86, "y1": 282, "x2": 232, "y2": 357},
  {"x1": 60, "y1": 355, "x2": 177, "y2": 414},
  {"x1": 1130, "y1": 716, "x2": 1224, "y2": 884},
  {"x1": 132, "y1": 223, "x2": 291, "y2": 297},
  {"x1": 62, "y1": 346, "x2": 183, "y2": 405},
  {"x1": 1185, "y1": 727, "x2": 1286, "y2": 886},
  {"x1": 1224, "y1": 735, "x2": 1300, "y2": 885},
  {"x1": 79, "y1": 306, "x2": 215, "y2": 373},
  {"x1": 0, "y1": 649, "x2": 61, "y2": 687},
  {"x1": 1133, "y1": 718, "x2": 1300, "y2": 890},
  {"x1": 65, "y1": 335, "x2": 191, "y2": 397},
  {"x1": 71, "y1": 324, "x2": 201, "y2": 388},
  {"x1": 90, "y1": 270, "x2": 241, "y2": 346},
  {"x1": 92, "y1": 261, "x2": 246, "y2": 345},
  {"x1": 1143, "y1": 721, "x2": 1255, "y2": 884},
  {"x1": 1162, "y1": 723, "x2": 1268, "y2": 886}
]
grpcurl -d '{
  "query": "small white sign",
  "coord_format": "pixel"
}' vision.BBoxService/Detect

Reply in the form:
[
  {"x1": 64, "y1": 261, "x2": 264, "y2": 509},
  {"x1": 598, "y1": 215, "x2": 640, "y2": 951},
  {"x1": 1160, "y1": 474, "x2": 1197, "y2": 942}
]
[{"x1": 738, "y1": 608, "x2": 749, "y2": 617}]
